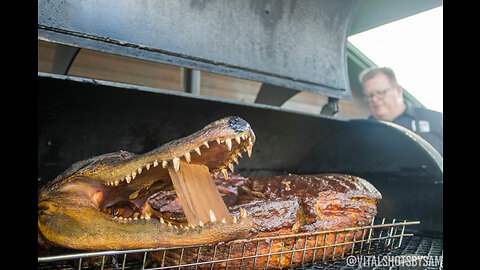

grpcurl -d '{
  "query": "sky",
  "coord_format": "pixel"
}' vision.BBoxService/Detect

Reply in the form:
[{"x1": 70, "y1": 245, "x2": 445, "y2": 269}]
[{"x1": 348, "y1": 6, "x2": 443, "y2": 113}]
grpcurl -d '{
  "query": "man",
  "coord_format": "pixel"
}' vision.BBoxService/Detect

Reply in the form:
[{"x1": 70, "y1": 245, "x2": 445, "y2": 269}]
[{"x1": 359, "y1": 66, "x2": 443, "y2": 155}]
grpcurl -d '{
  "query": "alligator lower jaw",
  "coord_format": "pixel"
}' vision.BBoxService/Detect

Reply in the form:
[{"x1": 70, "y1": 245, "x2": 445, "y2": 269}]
[
  {"x1": 98, "y1": 162, "x2": 254, "y2": 250},
  {"x1": 110, "y1": 196, "x2": 250, "y2": 229},
  {"x1": 99, "y1": 165, "x2": 251, "y2": 226}
]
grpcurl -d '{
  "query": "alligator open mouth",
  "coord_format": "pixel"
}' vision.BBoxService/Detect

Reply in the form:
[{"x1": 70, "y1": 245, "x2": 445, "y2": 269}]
[
  {"x1": 38, "y1": 116, "x2": 256, "y2": 250},
  {"x1": 95, "y1": 116, "x2": 255, "y2": 225}
]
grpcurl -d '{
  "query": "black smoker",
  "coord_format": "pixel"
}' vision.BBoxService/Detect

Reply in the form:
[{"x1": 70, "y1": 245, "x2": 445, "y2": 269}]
[{"x1": 38, "y1": 0, "x2": 442, "y2": 268}]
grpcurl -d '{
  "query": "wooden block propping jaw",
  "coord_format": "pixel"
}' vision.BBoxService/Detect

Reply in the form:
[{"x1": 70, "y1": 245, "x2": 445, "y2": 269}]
[{"x1": 168, "y1": 162, "x2": 232, "y2": 226}]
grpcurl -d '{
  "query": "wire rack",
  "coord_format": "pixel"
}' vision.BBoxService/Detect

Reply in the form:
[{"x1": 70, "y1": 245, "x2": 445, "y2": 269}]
[{"x1": 38, "y1": 218, "x2": 419, "y2": 270}]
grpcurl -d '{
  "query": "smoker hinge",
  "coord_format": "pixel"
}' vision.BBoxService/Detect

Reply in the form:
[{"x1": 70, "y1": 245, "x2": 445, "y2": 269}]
[
  {"x1": 183, "y1": 68, "x2": 201, "y2": 95},
  {"x1": 51, "y1": 44, "x2": 80, "y2": 75},
  {"x1": 254, "y1": 83, "x2": 299, "y2": 106},
  {"x1": 320, "y1": 97, "x2": 339, "y2": 116}
]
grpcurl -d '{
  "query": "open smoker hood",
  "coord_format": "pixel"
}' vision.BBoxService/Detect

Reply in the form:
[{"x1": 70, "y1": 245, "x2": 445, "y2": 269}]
[{"x1": 38, "y1": 0, "x2": 356, "y2": 99}]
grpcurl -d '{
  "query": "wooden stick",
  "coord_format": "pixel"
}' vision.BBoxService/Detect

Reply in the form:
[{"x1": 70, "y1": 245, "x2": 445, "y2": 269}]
[{"x1": 168, "y1": 162, "x2": 232, "y2": 225}]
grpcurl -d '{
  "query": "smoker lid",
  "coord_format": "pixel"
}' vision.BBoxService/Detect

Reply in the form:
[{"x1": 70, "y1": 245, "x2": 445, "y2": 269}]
[{"x1": 38, "y1": 0, "x2": 356, "y2": 99}]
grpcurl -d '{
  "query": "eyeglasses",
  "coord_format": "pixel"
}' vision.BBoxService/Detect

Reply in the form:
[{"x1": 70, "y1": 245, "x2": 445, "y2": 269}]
[{"x1": 363, "y1": 86, "x2": 395, "y2": 101}]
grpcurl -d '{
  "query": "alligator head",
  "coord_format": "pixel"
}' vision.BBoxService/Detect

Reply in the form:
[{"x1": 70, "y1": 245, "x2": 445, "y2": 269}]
[{"x1": 38, "y1": 116, "x2": 255, "y2": 250}]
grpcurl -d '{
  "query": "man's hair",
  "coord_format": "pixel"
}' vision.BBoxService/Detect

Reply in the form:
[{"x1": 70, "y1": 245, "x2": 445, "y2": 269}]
[{"x1": 359, "y1": 66, "x2": 398, "y2": 86}]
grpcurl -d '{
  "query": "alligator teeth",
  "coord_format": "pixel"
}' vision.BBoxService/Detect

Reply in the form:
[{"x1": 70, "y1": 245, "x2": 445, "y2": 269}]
[
  {"x1": 184, "y1": 152, "x2": 191, "y2": 163},
  {"x1": 233, "y1": 216, "x2": 237, "y2": 223},
  {"x1": 173, "y1": 157, "x2": 180, "y2": 172},
  {"x1": 240, "y1": 208, "x2": 247, "y2": 218},
  {"x1": 198, "y1": 221, "x2": 204, "y2": 227},
  {"x1": 221, "y1": 168, "x2": 228, "y2": 180},
  {"x1": 107, "y1": 133, "x2": 255, "y2": 188},
  {"x1": 209, "y1": 209, "x2": 217, "y2": 222},
  {"x1": 225, "y1": 138, "x2": 232, "y2": 151},
  {"x1": 129, "y1": 189, "x2": 140, "y2": 200},
  {"x1": 221, "y1": 217, "x2": 227, "y2": 224}
]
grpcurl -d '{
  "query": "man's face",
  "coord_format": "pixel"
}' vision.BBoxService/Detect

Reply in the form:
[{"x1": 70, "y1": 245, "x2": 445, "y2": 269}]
[{"x1": 362, "y1": 73, "x2": 404, "y2": 121}]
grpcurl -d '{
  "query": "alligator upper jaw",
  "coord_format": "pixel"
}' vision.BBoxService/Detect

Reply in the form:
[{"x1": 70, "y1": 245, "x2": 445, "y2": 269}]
[{"x1": 92, "y1": 116, "x2": 255, "y2": 187}]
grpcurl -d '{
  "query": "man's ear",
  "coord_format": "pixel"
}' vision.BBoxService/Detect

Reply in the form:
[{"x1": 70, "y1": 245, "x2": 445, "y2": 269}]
[
  {"x1": 395, "y1": 84, "x2": 404, "y2": 95},
  {"x1": 395, "y1": 84, "x2": 405, "y2": 104}
]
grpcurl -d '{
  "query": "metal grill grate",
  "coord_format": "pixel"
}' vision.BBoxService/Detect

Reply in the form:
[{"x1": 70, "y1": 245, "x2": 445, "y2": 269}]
[{"x1": 38, "y1": 218, "x2": 421, "y2": 269}]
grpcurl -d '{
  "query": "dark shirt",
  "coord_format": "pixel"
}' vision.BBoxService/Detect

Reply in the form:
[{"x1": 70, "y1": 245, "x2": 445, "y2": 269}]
[{"x1": 369, "y1": 102, "x2": 443, "y2": 155}]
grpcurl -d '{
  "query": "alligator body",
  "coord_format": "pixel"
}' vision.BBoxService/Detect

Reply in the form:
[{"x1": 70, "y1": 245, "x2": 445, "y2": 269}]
[{"x1": 153, "y1": 173, "x2": 382, "y2": 269}]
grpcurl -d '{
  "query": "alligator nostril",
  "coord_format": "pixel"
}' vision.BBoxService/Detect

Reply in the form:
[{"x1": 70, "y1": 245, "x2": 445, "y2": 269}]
[
  {"x1": 228, "y1": 117, "x2": 249, "y2": 133},
  {"x1": 38, "y1": 204, "x2": 50, "y2": 216}
]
